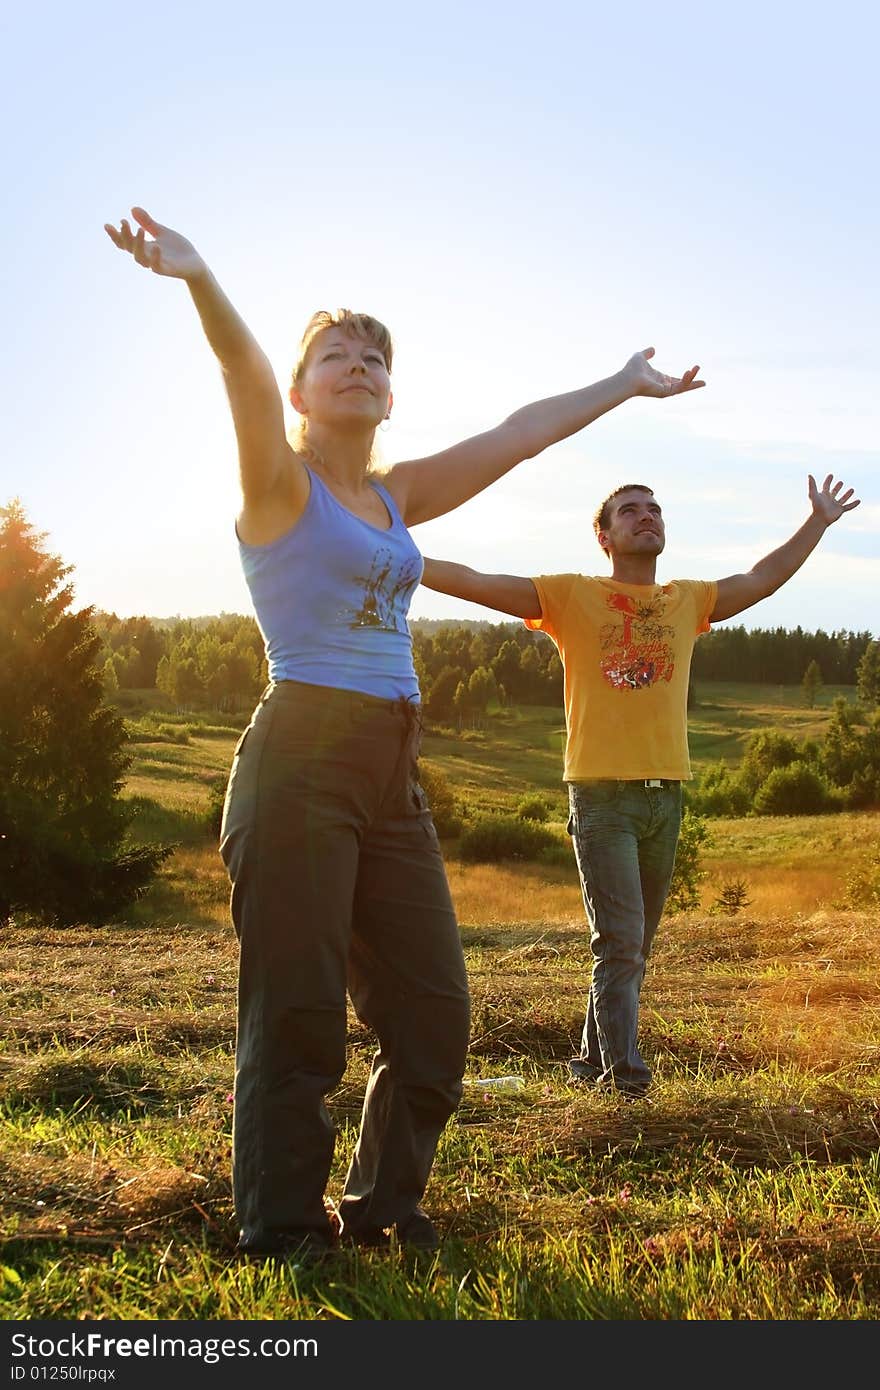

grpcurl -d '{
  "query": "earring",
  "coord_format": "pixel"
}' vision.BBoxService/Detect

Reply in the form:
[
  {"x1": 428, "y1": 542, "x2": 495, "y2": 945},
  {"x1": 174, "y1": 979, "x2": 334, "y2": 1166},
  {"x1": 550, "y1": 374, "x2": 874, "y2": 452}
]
[{"x1": 379, "y1": 417, "x2": 391, "y2": 432}]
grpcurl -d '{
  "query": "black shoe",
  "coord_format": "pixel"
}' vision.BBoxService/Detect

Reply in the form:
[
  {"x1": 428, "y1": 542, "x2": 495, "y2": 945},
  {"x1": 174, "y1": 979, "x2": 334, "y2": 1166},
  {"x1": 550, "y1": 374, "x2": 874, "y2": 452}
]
[
  {"x1": 397, "y1": 1208, "x2": 441, "y2": 1249},
  {"x1": 598, "y1": 1079, "x2": 651, "y2": 1100},
  {"x1": 567, "y1": 1057, "x2": 603, "y2": 1084},
  {"x1": 237, "y1": 1229, "x2": 337, "y2": 1264},
  {"x1": 343, "y1": 1208, "x2": 440, "y2": 1251},
  {"x1": 568, "y1": 1058, "x2": 650, "y2": 1099}
]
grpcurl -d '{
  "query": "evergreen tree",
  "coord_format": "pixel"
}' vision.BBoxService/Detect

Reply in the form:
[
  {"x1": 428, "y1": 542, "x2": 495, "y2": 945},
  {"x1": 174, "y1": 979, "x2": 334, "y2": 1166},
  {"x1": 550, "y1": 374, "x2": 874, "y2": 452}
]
[
  {"x1": 102, "y1": 656, "x2": 119, "y2": 695},
  {"x1": 802, "y1": 658, "x2": 823, "y2": 708},
  {"x1": 665, "y1": 808, "x2": 709, "y2": 912},
  {"x1": 857, "y1": 640, "x2": 880, "y2": 707},
  {"x1": 0, "y1": 501, "x2": 170, "y2": 925},
  {"x1": 424, "y1": 665, "x2": 463, "y2": 723}
]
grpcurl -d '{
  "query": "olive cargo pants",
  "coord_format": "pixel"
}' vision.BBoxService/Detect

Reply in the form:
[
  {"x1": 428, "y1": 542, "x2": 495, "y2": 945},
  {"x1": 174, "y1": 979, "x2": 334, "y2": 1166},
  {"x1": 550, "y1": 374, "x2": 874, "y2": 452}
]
[{"x1": 220, "y1": 679, "x2": 470, "y2": 1249}]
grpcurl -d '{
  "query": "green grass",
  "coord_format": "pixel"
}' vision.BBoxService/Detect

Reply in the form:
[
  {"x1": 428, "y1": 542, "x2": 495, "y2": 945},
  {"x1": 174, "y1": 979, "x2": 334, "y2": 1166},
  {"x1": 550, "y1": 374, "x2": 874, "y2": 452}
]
[
  {"x1": 3, "y1": 679, "x2": 879, "y2": 1321},
  {"x1": 116, "y1": 679, "x2": 862, "y2": 824},
  {"x1": 2, "y1": 913, "x2": 879, "y2": 1319},
  {"x1": 687, "y1": 680, "x2": 857, "y2": 770}
]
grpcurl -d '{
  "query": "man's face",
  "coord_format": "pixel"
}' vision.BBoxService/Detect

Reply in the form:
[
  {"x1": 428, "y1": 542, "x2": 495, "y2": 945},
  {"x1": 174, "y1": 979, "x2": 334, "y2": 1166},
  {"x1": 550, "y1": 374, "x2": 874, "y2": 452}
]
[{"x1": 598, "y1": 489, "x2": 666, "y2": 558}]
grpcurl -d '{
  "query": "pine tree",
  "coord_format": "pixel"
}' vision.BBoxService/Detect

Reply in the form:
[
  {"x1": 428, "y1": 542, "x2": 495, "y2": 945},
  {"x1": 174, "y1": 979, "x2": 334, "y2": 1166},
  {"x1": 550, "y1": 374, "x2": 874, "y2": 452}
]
[
  {"x1": 801, "y1": 658, "x2": 823, "y2": 709},
  {"x1": 857, "y1": 640, "x2": 880, "y2": 708},
  {"x1": 0, "y1": 501, "x2": 171, "y2": 925}
]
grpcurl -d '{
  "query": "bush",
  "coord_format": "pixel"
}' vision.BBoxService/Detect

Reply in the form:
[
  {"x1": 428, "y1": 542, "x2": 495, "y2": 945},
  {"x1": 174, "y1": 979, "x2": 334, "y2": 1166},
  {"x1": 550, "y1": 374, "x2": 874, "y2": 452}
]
[
  {"x1": 665, "y1": 808, "x2": 710, "y2": 913},
  {"x1": 459, "y1": 814, "x2": 559, "y2": 863},
  {"x1": 205, "y1": 776, "x2": 229, "y2": 840},
  {"x1": 124, "y1": 715, "x2": 194, "y2": 745},
  {"x1": 843, "y1": 851, "x2": 880, "y2": 908},
  {"x1": 416, "y1": 760, "x2": 463, "y2": 838},
  {"x1": 845, "y1": 765, "x2": 880, "y2": 809},
  {"x1": 685, "y1": 761, "x2": 751, "y2": 818},
  {"x1": 516, "y1": 795, "x2": 550, "y2": 822},
  {"x1": 155, "y1": 722, "x2": 192, "y2": 745},
  {"x1": 739, "y1": 729, "x2": 802, "y2": 798},
  {"x1": 753, "y1": 764, "x2": 834, "y2": 816}
]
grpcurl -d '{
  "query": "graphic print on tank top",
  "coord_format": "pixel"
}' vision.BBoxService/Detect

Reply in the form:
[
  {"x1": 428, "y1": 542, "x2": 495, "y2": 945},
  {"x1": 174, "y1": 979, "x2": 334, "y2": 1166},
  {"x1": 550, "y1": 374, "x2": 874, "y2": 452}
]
[
  {"x1": 348, "y1": 547, "x2": 422, "y2": 632},
  {"x1": 599, "y1": 590, "x2": 675, "y2": 691}
]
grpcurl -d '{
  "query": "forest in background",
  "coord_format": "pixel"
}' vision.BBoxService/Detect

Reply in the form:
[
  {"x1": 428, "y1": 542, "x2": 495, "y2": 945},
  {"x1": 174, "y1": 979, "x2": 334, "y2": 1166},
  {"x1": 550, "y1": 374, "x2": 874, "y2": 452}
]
[{"x1": 93, "y1": 610, "x2": 877, "y2": 720}]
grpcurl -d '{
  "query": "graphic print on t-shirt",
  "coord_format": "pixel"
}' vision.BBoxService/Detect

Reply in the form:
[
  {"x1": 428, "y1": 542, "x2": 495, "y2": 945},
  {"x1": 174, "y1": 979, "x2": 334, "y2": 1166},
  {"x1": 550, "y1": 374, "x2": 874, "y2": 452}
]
[
  {"x1": 599, "y1": 590, "x2": 675, "y2": 691},
  {"x1": 348, "y1": 548, "x2": 422, "y2": 632}
]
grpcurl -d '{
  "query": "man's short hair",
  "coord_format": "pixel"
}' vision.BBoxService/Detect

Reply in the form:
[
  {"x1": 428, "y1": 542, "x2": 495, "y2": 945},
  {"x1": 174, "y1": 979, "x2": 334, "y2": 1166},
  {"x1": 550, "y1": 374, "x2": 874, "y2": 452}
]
[{"x1": 593, "y1": 483, "x2": 655, "y2": 551}]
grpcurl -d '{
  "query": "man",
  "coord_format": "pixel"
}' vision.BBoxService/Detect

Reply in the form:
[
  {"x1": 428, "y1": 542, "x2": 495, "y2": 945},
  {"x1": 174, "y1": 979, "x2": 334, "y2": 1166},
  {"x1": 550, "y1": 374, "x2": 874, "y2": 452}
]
[{"x1": 420, "y1": 473, "x2": 860, "y2": 1098}]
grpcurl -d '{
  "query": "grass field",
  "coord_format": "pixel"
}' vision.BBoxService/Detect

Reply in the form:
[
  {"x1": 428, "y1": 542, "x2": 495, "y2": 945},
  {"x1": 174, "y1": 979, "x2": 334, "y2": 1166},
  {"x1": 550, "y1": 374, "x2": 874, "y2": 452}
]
[{"x1": 2, "y1": 682, "x2": 878, "y2": 1321}]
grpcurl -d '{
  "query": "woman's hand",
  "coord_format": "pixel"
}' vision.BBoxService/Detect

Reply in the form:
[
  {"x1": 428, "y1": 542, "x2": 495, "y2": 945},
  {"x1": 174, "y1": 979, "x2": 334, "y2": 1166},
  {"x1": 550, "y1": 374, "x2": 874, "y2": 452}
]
[
  {"x1": 104, "y1": 207, "x2": 207, "y2": 282},
  {"x1": 621, "y1": 347, "x2": 705, "y2": 397},
  {"x1": 104, "y1": 204, "x2": 295, "y2": 512}
]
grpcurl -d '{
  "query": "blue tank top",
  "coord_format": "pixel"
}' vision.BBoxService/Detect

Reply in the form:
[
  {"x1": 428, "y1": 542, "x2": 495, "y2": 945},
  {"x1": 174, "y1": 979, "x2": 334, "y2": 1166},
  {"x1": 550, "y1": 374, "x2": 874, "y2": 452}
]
[{"x1": 237, "y1": 467, "x2": 423, "y2": 701}]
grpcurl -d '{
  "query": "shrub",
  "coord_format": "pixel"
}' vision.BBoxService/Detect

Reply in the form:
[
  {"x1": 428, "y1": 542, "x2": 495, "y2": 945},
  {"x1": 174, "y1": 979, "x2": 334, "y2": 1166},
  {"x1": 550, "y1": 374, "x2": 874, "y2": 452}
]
[
  {"x1": 665, "y1": 808, "x2": 710, "y2": 913},
  {"x1": 739, "y1": 729, "x2": 802, "y2": 798},
  {"x1": 124, "y1": 715, "x2": 194, "y2": 745},
  {"x1": 516, "y1": 795, "x2": 550, "y2": 822},
  {"x1": 416, "y1": 760, "x2": 463, "y2": 838},
  {"x1": 846, "y1": 765, "x2": 880, "y2": 809},
  {"x1": 459, "y1": 814, "x2": 559, "y2": 863},
  {"x1": 155, "y1": 722, "x2": 192, "y2": 745},
  {"x1": 843, "y1": 851, "x2": 880, "y2": 908},
  {"x1": 205, "y1": 776, "x2": 229, "y2": 840},
  {"x1": 685, "y1": 761, "x2": 751, "y2": 818},
  {"x1": 753, "y1": 764, "x2": 834, "y2": 816}
]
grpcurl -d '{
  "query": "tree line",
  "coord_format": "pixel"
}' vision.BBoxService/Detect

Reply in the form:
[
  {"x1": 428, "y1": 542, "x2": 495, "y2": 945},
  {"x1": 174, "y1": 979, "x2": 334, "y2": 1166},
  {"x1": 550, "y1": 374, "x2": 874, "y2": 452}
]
[
  {"x1": 690, "y1": 624, "x2": 872, "y2": 685},
  {"x1": 93, "y1": 609, "x2": 879, "y2": 716}
]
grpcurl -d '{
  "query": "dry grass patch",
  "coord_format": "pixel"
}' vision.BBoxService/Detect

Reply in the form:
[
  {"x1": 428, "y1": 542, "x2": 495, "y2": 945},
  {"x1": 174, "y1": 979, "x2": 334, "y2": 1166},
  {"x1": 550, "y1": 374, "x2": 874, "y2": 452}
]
[
  {"x1": 700, "y1": 864, "x2": 844, "y2": 915},
  {"x1": 1, "y1": 1146, "x2": 232, "y2": 1245},
  {"x1": 446, "y1": 862, "x2": 581, "y2": 927}
]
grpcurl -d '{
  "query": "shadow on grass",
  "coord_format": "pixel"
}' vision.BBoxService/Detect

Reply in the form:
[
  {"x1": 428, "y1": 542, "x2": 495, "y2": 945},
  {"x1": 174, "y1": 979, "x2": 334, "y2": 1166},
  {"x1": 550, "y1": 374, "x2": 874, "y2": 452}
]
[{"x1": 125, "y1": 795, "x2": 212, "y2": 848}]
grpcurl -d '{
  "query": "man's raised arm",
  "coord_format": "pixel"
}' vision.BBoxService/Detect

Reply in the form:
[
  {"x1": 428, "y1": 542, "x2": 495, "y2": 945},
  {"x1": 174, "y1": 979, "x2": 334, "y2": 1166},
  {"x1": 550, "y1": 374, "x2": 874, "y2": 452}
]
[
  {"x1": 420, "y1": 558, "x2": 542, "y2": 621},
  {"x1": 710, "y1": 474, "x2": 860, "y2": 623}
]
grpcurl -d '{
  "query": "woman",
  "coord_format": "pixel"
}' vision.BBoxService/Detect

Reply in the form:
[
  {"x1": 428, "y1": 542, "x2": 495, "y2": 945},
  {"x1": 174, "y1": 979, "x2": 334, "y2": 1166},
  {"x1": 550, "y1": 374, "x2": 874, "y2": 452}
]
[{"x1": 104, "y1": 206, "x2": 704, "y2": 1260}]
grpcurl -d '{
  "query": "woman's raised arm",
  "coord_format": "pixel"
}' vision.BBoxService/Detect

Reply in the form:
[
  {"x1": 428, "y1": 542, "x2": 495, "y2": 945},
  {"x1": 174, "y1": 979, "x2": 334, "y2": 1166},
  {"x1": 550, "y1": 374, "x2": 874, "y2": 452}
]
[
  {"x1": 386, "y1": 348, "x2": 704, "y2": 527},
  {"x1": 104, "y1": 208, "x2": 295, "y2": 506}
]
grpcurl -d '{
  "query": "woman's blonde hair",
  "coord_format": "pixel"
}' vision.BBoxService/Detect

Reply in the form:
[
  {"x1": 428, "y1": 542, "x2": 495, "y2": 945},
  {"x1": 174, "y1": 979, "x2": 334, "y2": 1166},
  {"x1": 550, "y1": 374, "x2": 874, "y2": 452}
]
[{"x1": 288, "y1": 310, "x2": 393, "y2": 464}]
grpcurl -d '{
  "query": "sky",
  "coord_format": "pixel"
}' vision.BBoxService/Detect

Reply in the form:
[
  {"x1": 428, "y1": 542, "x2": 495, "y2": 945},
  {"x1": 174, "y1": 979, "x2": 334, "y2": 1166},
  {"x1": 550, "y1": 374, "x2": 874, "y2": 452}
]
[{"x1": 2, "y1": 0, "x2": 877, "y2": 638}]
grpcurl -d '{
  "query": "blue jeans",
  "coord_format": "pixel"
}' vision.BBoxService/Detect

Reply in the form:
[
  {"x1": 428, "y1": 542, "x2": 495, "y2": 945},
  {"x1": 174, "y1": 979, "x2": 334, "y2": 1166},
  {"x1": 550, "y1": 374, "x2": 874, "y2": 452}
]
[{"x1": 566, "y1": 779, "x2": 682, "y2": 1094}]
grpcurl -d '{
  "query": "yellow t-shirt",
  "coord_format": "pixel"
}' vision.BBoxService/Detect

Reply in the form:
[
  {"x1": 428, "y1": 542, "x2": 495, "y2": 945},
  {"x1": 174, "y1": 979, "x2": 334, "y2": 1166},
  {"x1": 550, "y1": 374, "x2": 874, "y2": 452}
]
[{"x1": 527, "y1": 575, "x2": 717, "y2": 781}]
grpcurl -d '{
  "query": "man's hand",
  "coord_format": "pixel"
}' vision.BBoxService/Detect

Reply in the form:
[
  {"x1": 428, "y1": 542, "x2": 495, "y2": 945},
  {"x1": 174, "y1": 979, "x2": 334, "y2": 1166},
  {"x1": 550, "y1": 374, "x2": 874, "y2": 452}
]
[
  {"x1": 104, "y1": 207, "x2": 207, "y2": 282},
  {"x1": 711, "y1": 471, "x2": 862, "y2": 623},
  {"x1": 622, "y1": 347, "x2": 705, "y2": 398},
  {"x1": 809, "y1": 473, "x2": 861, "y2": 526}
]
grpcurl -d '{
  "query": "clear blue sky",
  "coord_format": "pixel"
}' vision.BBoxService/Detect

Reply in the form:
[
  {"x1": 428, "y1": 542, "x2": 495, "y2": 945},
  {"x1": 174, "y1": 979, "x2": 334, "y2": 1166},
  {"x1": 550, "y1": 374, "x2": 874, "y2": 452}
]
[{"x1": 2, "y1": 0, "x2": 877, "y2": 636}]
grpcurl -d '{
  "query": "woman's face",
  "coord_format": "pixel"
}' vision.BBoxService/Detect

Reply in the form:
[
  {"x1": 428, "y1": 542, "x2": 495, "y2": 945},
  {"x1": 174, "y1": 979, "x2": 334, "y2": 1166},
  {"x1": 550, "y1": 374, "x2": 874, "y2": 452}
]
[{"x1": 291, "y1": 328, "x2": 392, "y2": 430}]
